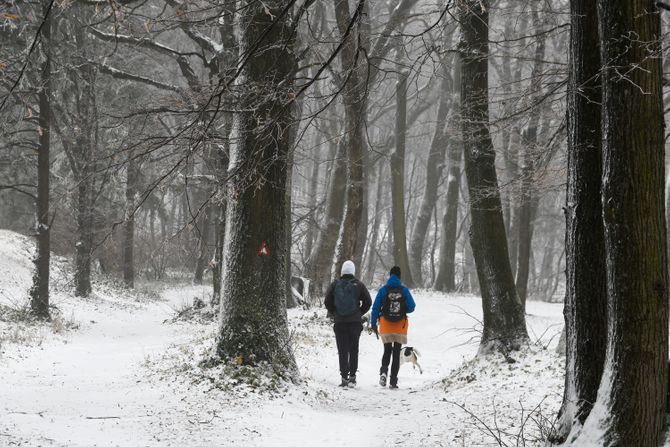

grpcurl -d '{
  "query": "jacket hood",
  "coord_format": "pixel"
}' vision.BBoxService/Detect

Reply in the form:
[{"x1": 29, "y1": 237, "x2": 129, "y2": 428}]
[{"x1": 386, "y1": 274, "x2": 402, "y2": 287}]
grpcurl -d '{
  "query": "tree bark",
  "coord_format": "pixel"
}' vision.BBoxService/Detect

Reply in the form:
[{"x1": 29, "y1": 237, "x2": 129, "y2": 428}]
[
  {"x1": 193, "y1": 196, "x2": 212, "y2": 285},
  {"x1": 390, "y1": 72, "x2": 414, "y2": 286},
  {"x1": 72, "y1": 61, "x2": 97, "y2": 298},
  {"x1": 434, "y1": 123, "x2": 462, "y2": 292},
  {"x1": 215, "y1": 0, "x2": 297, "y2": 374},
  {"x1": 123, "y1": 152, "x2": 139, "y2": 288},
  {"x1": 409, "y1": 75, "x2": 450, "y2": 287},
  {"x1": 212, "y1": 144, "x2": 229, "y2": 305},
  {"x1": 434, "y1": 57, "x2": 462, "y2": 293},
  {"x1": 29, "y1": 2, "x2": 52, "y2": 319},
  {"x1": 550, "y1": 0, "x2": 606, "y2": 442},
  {"x1": 306, "y1": 141, "x2": 347, "y2": 295},
  {"x1": 363, "y1": 161, "x2": 385, "y2": 285},
  {"x1": 211, "y1": 1, "x2": 235, "y2": 305},
  {"x1": 332, "y1": 0, "x2": 367, "y2": 275},
  {"x1": 458, "y1": 0, "x2": 528, "y2": 354},
  {"x1": 303, "y1": 138, "x2": 321, "y2": 260},
  {"x1": 574, "y1": 2, "x2": 668, "y2": 444},
  {"x1": 515, "y1": 12, "x2": 546, "y2": 307}
]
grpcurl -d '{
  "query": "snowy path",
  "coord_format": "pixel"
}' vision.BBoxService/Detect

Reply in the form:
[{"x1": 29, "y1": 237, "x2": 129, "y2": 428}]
[
  {"x1": 0, "y1": 286, "x2": 564, "y2": 446},
  {"x1": 0, "y1": 288, "x2": 202, "y2": 446}
]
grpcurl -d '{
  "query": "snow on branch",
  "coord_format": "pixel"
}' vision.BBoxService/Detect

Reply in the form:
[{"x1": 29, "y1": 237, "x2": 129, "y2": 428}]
[
  {"x1": 163, "y1": 0, "x2": 223, "y2": 55},
  {"x1": 93, "y1": 60, "x2": 181, "y2": 92},
  {"x1": 88, "y1": 27, "x2": 204, "y2": 62}
]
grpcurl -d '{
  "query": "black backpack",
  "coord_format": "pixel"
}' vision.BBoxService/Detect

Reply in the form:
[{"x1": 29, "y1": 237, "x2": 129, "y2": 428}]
[
  {"x1": 382, "y1": 286, "x2": 407, "y2": 322},
  {"x1": 334, "y1": 279, "x2": 358, "y2": 316}
]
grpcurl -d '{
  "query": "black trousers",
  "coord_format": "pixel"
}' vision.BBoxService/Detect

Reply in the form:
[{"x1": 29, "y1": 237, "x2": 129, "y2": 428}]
[
  {"x1": 380, "y1": 342, "x2": 402, "y2": 385},
  {"x1": 334, "y1": 321, "x2": 363, "y2": 378}
]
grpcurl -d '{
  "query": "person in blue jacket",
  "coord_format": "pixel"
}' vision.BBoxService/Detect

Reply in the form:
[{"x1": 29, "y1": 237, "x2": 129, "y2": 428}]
[{"x1": 370, "y1": 266, "x2": 416, "y2": 389}]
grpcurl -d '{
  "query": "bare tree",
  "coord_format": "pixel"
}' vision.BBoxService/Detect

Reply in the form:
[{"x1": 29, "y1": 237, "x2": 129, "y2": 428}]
[
  {"x1": 572, "y1": 2, "x2": 668, "y2": 444},
  {"x1": 29, "y1": 1, "x2": 54, "y2": 319},
  {"x1": 550, "y1": 0, "x2": 606, "y2": 442},
  {"x1": 458, "y1": 0, "x2": 528, "y2": 354},
  {"x1": 215, "y1": 0, "x2": 300, "y2": 373},
  {"x1": 390, "y1": 71, "x2": 414, "y2": 285}
]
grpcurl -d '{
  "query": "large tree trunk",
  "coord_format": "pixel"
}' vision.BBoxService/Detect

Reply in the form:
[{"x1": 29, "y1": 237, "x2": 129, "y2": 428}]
[
  {"x1": 29, "y1": 4, "x2": 52, "y2": 319},
  {"x1": 332, "y1": 0, "x2": 369, "y2": 275},
  {"x1": 550, "y1": 0, "x2": 606, "y2": 442},
  {"x1": 71, "y1": 36, "x2": 98, "y2": 298},
  {"x1": 211, "y1": 145, "x2": 229, "y2": 306},
  {"x1": 390, "y1": 72, "x2": 413, "y2": 286},
  {"x1": 215, "y1": 0, "x2": 297, "y2": 374},
  {"x1": 409, "y1": 75, "x2": 450, "y2": 287},
  {"x1": 575, "y1": 2, "x2": 668, "y2": 444},
  {"x1": 458, "y1": 0, "x2": 528, "y2": 354},
  {"x1": 211, "y1": 2, "x2": 235, "y2": 305}
]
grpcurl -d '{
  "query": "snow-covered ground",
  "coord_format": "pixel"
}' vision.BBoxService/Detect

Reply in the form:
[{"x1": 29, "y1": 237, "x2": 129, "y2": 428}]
[{"x1": 0, "y1": 230, "x2": 567, "y2": 446}]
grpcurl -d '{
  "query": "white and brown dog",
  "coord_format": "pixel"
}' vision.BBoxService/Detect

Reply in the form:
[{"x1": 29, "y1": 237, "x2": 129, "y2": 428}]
[{"x1": 400, "y1": 346, "x2": 423, "y2": 374}]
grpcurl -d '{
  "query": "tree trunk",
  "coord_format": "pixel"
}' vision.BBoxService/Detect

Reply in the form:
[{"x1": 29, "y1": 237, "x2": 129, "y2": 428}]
[
  {"x1": 306, "y1": 141, "x2": 347, "y2": 295},
  {"x1": 303, "y1": 139, "x2": 321, "y2": 260},
  {"x1": 458, "y1": 0, "x2": 528, "y2": 354},
  {"x1": 211, "y1": 2, "x2": 235, "y2": 305},
  {"x1": 515, "y1": 15, "x2": 545, "y2": 307},
  {"x1": 409, "y1": 75, "x2": 450, "y2": 287},
  {"x1": 333, "y1": 0, "x2": 367, "y2": 274},
  {"x1": 575, "y1": 2, "x2": 668, "y2": 444},
  {"x1": 29, "y1": 4, "x2": 52, "y2": 319},
  {"x1": 434, "y1": 58, "x2": 462, "y2": 293},
  {"x1": 550, "y1": 1, "x2": 606, "y2": 442},
  {"x1": 390, "y1": 72, "x2": 413, "y2": 286},
  {"x1": 215, "y1": 0, "x2": 297, "y2": 374},
  {"x1": 123, "y1": 152, "x2": 139, "y2": 288},
  {"x1": 212, "y1": 197, "x2": 226, "y2": 305},
  {"x1": 364, "y1": 161, "x2": 385, "y2": 285},
  {"x1": 193, "y1": 199, "x2": 212, "y2": 285},
  {"x1": 74, "y1": 171, "x2": 94, "y2": 297},
  {"x1": 285, "y1": 97, "x2": 303, "y2": 309},
  {"x1": 434, "y1": 127, "x2": 462, "y2": 292},
  {"x1": 212, "y1": 144, "x2": 229, "y2": 306},
  {"x1": 71, "y1": 54, "x2": 98, "y2": 298}
]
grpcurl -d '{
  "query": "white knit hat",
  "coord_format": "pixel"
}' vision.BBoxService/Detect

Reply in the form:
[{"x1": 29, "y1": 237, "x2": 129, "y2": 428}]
[{"x1": 341, "y1": 260, "x2": 356, "y2": 276}]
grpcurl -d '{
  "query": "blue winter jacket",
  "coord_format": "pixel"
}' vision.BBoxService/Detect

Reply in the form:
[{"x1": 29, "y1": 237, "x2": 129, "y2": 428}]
[{"x1": 370, "y1": 274, "x2": 416, "y2": 327}]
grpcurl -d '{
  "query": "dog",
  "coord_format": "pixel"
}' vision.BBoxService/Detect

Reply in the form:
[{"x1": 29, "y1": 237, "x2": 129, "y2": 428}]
[{"x1": 400, "y1": 346, "x2": 423, "y2": 374}]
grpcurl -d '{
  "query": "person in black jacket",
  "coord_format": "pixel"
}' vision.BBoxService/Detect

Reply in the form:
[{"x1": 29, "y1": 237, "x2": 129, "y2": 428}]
[{"x1": 324, "y1": 260, "x2": 372, "y2": 388}]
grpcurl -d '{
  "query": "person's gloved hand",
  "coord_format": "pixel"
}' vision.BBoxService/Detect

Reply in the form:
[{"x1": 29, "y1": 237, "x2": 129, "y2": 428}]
[{"x1": 371, "y1": 325, "x2": 378, "y2": 335}]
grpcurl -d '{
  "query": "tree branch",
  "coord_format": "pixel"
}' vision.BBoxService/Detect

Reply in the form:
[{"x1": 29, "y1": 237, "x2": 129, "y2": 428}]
[
  {"x1": 0, "y1": 184, "x2": 37, "y2": 200},
  {"x1": 93, "y1": 60, "x2": 181, "y2": 92},
  {"x1": 88, "y1": 27, "x2": 205, "y2": 62}
]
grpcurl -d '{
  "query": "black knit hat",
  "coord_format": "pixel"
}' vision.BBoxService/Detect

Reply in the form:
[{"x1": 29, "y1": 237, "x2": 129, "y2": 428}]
[{"x1": 390, "y1": 266, "x2": 401, "y2": 278}]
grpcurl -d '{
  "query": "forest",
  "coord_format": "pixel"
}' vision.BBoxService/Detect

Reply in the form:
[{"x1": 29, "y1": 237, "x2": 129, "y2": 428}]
[{"x1": 0, "y1": 0, "x2": 669, "y2": 445}]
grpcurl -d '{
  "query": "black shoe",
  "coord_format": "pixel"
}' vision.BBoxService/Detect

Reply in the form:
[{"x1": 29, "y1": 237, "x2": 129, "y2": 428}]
[
  {"x1": 379, "y1": 373, "x2": 387, "y2": 387},
  {"x1": 347, "y1": 375, "x2": 357, "y2": 388},
  {"x1": 339, "y1": 377, "x2": 349, "y2": 387},
  {"x1": 389, "y1": 382, "x2": 398, "y2": 389}
]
